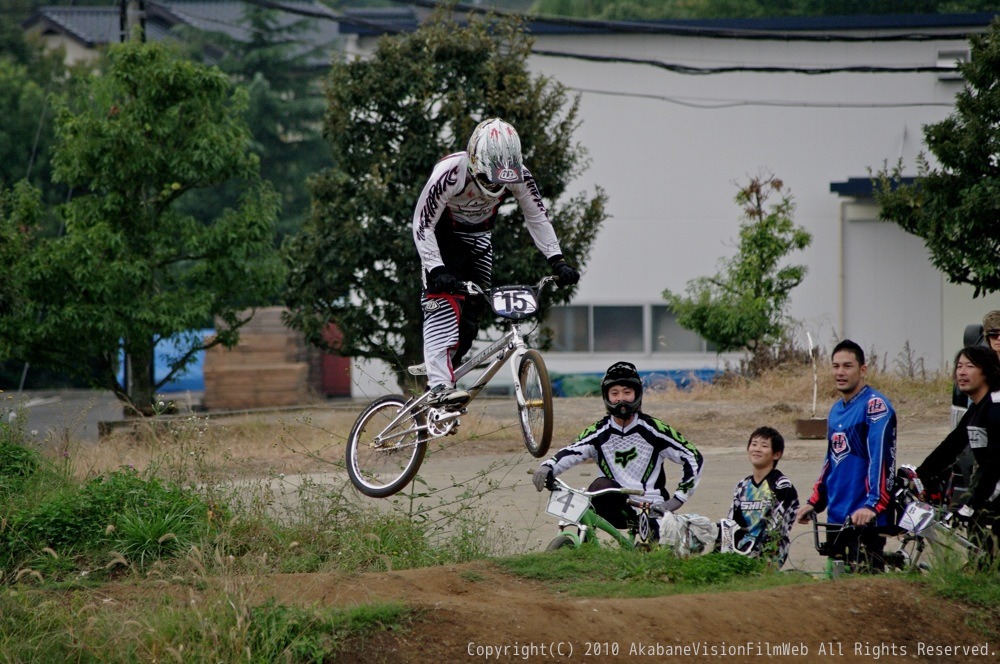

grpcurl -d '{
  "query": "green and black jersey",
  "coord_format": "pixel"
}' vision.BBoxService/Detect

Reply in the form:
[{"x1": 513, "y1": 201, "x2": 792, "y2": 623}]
[{"x1": 542, "y1": 412, "x2": 703, "y2": 505}]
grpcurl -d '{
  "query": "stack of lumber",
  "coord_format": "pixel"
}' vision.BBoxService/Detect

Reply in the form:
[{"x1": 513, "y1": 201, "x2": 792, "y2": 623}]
[{"x1": 202, "y1": 307, "x2": 311, "y2": 410}]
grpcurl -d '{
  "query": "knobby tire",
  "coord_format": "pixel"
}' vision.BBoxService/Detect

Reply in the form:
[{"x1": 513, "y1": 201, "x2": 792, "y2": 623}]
[
  {"x1": 346, "y1": 394, "x2": 427, "y2": 498},
  {"x1": 546, "y1": 534, "x2": 577, "y2": 551},
  {"x1": 518, "y1": 349, "x2": 554, "y2": 458}
]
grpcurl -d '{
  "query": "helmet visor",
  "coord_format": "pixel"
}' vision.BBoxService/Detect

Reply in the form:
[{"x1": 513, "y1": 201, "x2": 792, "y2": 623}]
[{"x1": 491, "y1": 163, "x2": 524, "y2": 186}]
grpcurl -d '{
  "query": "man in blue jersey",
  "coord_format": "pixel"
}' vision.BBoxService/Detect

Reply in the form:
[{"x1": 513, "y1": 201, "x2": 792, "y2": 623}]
[{"x1": 795, "y1": 339, "x2": 897, "y2": 572}]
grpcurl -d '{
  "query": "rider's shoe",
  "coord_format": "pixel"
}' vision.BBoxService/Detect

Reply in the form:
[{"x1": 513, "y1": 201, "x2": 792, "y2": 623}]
[
  {"x1": 426, "y1": 384, "x2": 470, "y2": 407},
  {"x1": 408, "y1": 362, "x2": 427, "y2": 376}
]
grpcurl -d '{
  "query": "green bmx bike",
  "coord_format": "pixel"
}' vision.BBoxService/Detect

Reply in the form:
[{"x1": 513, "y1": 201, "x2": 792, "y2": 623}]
[{"x1": 540, "y1": 475, "x2": 657, "y2": 551}]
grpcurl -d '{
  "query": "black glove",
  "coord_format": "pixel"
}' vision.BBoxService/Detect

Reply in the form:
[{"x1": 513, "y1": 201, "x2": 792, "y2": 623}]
[
  {"x1": 427, "y1": 266, "x2": 461, "y2": 294},
  {"x1": 650, "y1": 496, "x2": 684, "y2": 517},
  {"x1": 548, "y1": 255, "x2": 580, "y2": 286},
  {"x1": 532, "y1": 466, "x2": 554, "y2": 492}
]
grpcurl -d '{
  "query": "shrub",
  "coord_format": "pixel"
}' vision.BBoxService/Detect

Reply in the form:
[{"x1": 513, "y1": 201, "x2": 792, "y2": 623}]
[{"x1": 3, "y1": 466, "x2": 215, "y2": 573}]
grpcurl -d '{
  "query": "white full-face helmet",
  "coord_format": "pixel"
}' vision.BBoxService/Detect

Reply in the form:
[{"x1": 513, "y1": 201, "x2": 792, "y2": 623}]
[{"x1": 467, "y1": 118, "x2": 524, "y2": 198}]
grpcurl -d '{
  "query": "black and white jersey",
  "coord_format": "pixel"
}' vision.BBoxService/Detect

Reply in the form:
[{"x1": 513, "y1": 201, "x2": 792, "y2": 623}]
[
  {"x1": 542, "y1": 412, "x2": 704, "y2": 506},
  {"x1": 412, "y1": 152, "x2": 562, "y2": 277}
]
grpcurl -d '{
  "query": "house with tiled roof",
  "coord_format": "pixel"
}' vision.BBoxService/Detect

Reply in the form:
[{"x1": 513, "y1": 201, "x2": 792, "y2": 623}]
[{"x1": 22, "y1": 0, "x2": 343, "y2": 66}]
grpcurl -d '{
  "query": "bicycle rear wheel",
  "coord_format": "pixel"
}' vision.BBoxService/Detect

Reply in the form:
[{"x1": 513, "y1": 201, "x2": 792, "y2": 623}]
[
  {"x1": 517, "y1": 349, "x2": 554, "y2": 458},
  {"x1": 346, "y1": 395, "x2": 427, "y2": 498}
]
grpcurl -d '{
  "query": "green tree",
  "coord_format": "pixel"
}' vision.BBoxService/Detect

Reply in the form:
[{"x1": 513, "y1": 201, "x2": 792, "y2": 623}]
[
  {"x1": 874, "y1": 18, "x2": 1000, "y2": 298},
  {"x1": 174, "y1": 3, "x2": 334, "y2": 245},
  {"x1": 0, "y1": 182, "x2": 40, "y2": 360},
  {"x1": 662, "y1": 175, "x2": 811, "y2": 370},
  {"x1": 0, "y1": 29, "x2": 87, "y2": 236},
  {"x1": 0, "y1": 41, "x2": 284, "y2": 412},
  {"x1": 283, "y1": 13, "x2": 607, "y2": 390}
]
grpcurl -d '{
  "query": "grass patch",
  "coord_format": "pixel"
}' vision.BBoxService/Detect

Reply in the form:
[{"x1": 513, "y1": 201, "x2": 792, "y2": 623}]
[
  {"x1": 920, "y1": 555, "x2": 1000, "y2": 639},
  {"x1": 497, "y1": 546, "x2": 812, "y2": 598},
  {"x1": 0, "y1": 586, "x2": 412, "y2": 662}
]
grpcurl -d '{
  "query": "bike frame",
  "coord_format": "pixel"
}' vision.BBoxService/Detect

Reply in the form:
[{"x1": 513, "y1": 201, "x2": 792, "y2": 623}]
[
  {"x1": 450, "y1": 321, "x2": 531, "y2": 407},
  {"x1": 370, "y1": 277, "x2": 554, "y2": 447},
  {"x1": 544, "y1": 478, "x2": 653, "y2": 551},
  {"x1": 809, "y1": 496, "x2": 980, "y2": 575},
  {"x1": 555, "y1": 509, "x2": 638, "y2": 550}
]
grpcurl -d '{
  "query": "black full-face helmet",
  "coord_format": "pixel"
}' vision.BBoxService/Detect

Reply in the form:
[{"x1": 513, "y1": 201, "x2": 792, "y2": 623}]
[{"x1": 601, "y1": 361, "x2": 643, "y2": 419}]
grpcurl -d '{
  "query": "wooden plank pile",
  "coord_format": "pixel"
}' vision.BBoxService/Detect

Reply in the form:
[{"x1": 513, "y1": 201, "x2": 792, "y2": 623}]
[{"x1": 202, "y1": 307, "x2": 311, "y2": 410}]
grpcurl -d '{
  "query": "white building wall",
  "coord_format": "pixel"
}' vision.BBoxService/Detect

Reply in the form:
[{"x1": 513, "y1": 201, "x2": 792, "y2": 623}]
[
  {"x1": 522, "y1": 29, "x2": 993, "y2": 374},
  {"x1": 343, "y1": 20, "x2": 1000, "y2": 396}
]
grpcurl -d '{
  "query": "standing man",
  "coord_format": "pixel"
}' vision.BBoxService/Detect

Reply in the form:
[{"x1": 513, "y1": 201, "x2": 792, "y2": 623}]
[
  {"x1": 412, "y1": 118, "x2": 579, "y2": 405},
  {"x1": 532, "y1": 362, "x2": 704, "y2": 539},
  {"x1": 985, "y1": 310, "x2": 1000, "y2": 360},
  {"x1": 917, "y1": 346, "x2": 1000, "y2": 567},
  {"x1": 795, "y1": 339, "x2": 897, "y2": 572}
]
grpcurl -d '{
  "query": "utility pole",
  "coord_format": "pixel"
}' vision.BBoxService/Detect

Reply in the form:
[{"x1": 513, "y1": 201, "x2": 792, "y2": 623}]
[{"x1": 119, "y1": 0, "x2": 146, "y2": 43}]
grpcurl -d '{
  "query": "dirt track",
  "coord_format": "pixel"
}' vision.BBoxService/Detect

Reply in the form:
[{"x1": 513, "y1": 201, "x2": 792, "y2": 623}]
[{"x1": 87, "y1": 391, "x2": 999, "y2": 662}]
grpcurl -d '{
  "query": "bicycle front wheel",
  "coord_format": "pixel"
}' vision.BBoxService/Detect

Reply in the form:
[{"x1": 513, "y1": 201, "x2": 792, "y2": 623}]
[
  {"x1": 546, "y1": 534, "x2": 577, "y2": 551},
  {"x1": 346, "y1": 395, "x2": 427, "y2": 498},
  {"x1": 517, "y1": 349, "x2": 554, "y2": 458}
]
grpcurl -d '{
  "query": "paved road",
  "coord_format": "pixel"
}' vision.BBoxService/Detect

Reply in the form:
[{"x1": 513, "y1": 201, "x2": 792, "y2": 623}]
[{"x1": 4, "y1": 390, "x2": 140, "y2": 444}]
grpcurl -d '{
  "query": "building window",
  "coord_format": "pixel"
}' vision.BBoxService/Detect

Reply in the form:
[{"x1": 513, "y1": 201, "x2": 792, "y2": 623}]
[
  {"x1": 544, "y1": 304, "x2": 712, "y2": 353},
  {"x1": 594, "y1": 306, "x2": 643, "y2": 352},
  {"x1": 651, "y1": 305, "x2": 706, "y2": 352},
  {"x1": 544, "y1": 305, "x2": 589, "y2": 352}
]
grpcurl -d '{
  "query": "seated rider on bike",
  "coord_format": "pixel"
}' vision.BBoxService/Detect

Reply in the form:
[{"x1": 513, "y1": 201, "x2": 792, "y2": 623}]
[
  {"x1": 915, "y1": 345, "x2": 1000, "y2": 568},
  {"x1": 412, "y1": 118, "x2": 580, "y2": 406},
  {"x1": 532, "y1": 362, "x2": 705, "y2": 540},
  {"x1": 719, "y1": 426, "x2": 799, "y2": 566}
]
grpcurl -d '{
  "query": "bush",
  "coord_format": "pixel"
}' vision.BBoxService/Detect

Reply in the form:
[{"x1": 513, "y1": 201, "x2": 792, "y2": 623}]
[
  {"x1": 0, "y1": 438, "x2": 39, "y2": 496},
  {"x1": 3, "y1": 466, "x2": 215, "y2": 573}
]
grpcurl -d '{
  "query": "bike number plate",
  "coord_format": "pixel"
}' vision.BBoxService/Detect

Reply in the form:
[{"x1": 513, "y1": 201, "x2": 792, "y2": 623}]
[
  {"x1": 490, "y1": 287, "x2": 538, "y2": 320},
  {"x1": 546, "y1": 489, "x2": 589, "y2": 523},
  {"x1": 899, "y1": 500, "x2": 935, "y2": 534}
]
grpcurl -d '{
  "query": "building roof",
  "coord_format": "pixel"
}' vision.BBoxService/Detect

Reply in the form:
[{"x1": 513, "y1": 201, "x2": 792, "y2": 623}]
[
  {"x1": 334, "y1": 6, "x2": 998, "y2": 39},
  {"x1": 23, "y1": 1, "x2": 341, "y2": 65},
  {"x1": 830, "y1": 176, "x2": 917, "y2": 197}
]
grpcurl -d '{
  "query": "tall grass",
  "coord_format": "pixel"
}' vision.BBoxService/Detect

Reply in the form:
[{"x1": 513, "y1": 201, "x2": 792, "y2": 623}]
[{"x1": 0, "y1": 398, "x2": 520, "y2": 659}]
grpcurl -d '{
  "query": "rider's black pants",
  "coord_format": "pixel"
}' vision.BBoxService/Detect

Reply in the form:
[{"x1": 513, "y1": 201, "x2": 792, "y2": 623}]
[
  {"x1": 587, "y1": 477, "x2": 660, "y2": 541},
  {"x1": 825, "y1": 527, "x2": 887, "y2": 573}
]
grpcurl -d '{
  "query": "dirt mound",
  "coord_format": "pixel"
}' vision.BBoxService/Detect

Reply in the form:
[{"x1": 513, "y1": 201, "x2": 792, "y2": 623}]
[{"x1": 247, "y1": 561, "x2": 993, "y2": 664}]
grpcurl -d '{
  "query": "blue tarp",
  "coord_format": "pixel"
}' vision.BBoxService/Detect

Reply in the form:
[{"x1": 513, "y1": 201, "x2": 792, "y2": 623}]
[
  {"x1": 550, "y1": 368, "x2": 720, "y2": 398},
  {"x1": 117, "y1": 329, "x2": 213, "y2": 393}
]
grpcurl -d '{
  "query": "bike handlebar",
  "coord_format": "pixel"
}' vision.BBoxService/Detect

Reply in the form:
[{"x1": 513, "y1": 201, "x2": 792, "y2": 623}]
[
  {"x1": 463, "y1": 275, "x2": 558, "y2": 297},
  {"x1": 527, "y1": 470, "x2": 644, "y2": 497}
]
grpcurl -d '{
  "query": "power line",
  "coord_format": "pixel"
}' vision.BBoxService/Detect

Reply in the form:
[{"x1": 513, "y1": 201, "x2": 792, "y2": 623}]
[
  {"x1": 533, "y1": 49, "x2": 956, "y2": 75},
  {"x1": 235, "y1": 0, "x2": 979, "y2": 76},
  {"x1": 567, "y1": 86, "x2": 955, "y2": 109},
  {"x1": 240, "y1": 0, "x2": 406, "y2": 34}
]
